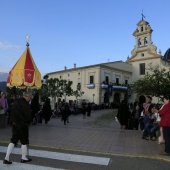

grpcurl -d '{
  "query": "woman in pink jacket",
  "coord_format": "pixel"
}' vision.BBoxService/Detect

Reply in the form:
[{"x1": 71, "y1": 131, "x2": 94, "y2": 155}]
[{"x1": 159, "y1": 95, "x2": 170, "y2": 156}]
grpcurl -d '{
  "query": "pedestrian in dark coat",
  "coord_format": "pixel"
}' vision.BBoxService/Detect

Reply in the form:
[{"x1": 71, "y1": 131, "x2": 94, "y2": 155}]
[
  {"x1": 87, "y1": 103, "x2": 91, "y2": 117},
  {"x1": 117, "y1": 100, "x2": 130, "y2": 129},
  {"x1": 30, "y1": 93, "x2": 40, "y2": 125},
  {"x1": 3, "y1": 92, "x2": 32, "y2": 164},
  {"x1": 82, "y1": 103, "x2": 87, "y2": 119},
  {"x1": 42, "y1": 98, "x2": 52, "y2": 124},
  {"x1": 62, "y1": 103, "x2": 70, "y2": 125}
]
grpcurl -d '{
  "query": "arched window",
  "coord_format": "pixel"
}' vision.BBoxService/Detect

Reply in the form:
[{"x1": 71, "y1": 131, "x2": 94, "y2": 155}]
[
  {"x1": 141, "y1": 26, "x2": 143, "y2": 32},
  {"x1": 144, "y1": 37, "x2": 148, "y2": 46},
  {"x1": 138, "y1": 39, "x2": 142, "y2": 46}
]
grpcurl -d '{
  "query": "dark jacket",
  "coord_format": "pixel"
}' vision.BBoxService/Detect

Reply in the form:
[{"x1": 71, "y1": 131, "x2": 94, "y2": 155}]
[
  {"x1": 86, "y1": 104, "x2": 91, "y2": 113},
  {"x1": 31, "y1": 93, "x2": 40, "y2": 117},
  {"x1": 10, "y1": 98, "x2": 32, "y2": 125},
  {"x1": 117, "y1": 101, "x2": 130, "y2": 125},
  {"x1": 42, "y1": 99, "x2": 52, "y2": 122},
  {"x1": 62, "y1": 105, "x2": 70, "y2": 119},
  {"x1": 81, "y1": 104, "x2": 87, "y2": 115}
]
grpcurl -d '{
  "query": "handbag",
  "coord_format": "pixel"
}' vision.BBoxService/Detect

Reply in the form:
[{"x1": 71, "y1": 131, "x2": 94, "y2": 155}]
[{"x1": 0, "y1": 109, "x2": 5, "y2": 114}]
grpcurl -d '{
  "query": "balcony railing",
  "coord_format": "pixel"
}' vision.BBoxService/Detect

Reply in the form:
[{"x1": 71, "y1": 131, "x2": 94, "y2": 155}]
[
  {"x1": 101, "y1": 83, "x2": 131, "y2": 93},
  {"x1": 102, "y1": 82, "x2": 130, "y2": 88},
  {"x1": 86, "y1": 84, "x2": 95, "y2": 89}
]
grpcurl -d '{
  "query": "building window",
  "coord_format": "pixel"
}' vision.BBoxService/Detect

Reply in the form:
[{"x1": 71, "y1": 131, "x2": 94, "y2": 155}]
[
  {"x1": 90, "y1": 76, "x2": 94, "y2": 84},
  {"x1": 125, "y1": 80, "x2": 128, "y2": 85},
  {"x1": 138, "y1": 39, "x2": 142, "y2": 46},
  {"x1": 78, "y1": 72, "x2": 80, "y2": 76},
  {"x1": 141, "y1": 26, "x2": 143, "y2": 32},
  {"x1": 141, "y1": 53, "x2": 144, "y2": 57},
  {"x1": 105, "y1": 76, "x2": 109, "y2": 84},
  {"x1": 60, "y1": 76, "x2": 62, "y2": 79},
  {"x1": 140, "y1": 63, "x2": 145, "y2": 75},
  {"x1": 144, "y1": 37, "x2": 148, "y2": 46},
  {"x1": 116, "y1": 78, "x2": 119, "y2": 84}
]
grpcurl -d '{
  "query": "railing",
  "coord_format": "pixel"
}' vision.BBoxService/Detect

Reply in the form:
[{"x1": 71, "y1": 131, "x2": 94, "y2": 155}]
[
  {"x1": 86, "y1": 84, "x2": 95, "y2": 89},
  {"x1": 101, "y1": 83, "x2": 130, "y2": 89},
  {"x1": 101, "y1": 83, "x2": 131, "y2": 96}
]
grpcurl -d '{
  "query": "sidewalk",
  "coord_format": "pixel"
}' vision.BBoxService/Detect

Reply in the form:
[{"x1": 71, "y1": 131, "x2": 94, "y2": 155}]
[{"x1": 0, "y1": 109, "x2": 168, "y2": 160}]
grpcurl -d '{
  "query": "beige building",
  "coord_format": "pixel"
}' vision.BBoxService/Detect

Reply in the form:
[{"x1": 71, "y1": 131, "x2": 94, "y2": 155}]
[{"x1": 47, "y1": 18, "x2": 170, "y2": 106}]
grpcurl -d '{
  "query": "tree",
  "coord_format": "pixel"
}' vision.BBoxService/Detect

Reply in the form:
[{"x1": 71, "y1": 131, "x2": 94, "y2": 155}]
[
  {"x1": 39, "y1": 75, "x2": 73, "y2": 107},
  {"x1": 72, "y1": 90, "x2": 84, "y2": 101},
  {"x1": 132, "y1": 63, "x2": 170, "y2": 100},
  {"x1": 61, "y1": 79, "x2": 73, "y2": 102},
  {"x1": 40, "y1": 75, "x2": 64, "y2": 105}
]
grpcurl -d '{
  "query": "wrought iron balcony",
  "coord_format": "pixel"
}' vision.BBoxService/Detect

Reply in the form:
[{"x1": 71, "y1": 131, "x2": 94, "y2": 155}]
[
  {"x1": 101, "y1": 83, "x2": 129, "y2": 90},
  {"x1": 86, "y1": 84, "x2": 95, "y2": 89}
]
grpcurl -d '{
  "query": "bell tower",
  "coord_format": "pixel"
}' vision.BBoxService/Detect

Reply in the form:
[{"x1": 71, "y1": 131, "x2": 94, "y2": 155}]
[
  {"x1": 126, "y1": 14, "x2": 162, "y2": 85},
  {"x1": 127, "y1": 14, "x2": 160, "y2": 62},
  {"x1": 133, "y1": 18, "x2": 154, "y2": 52}
]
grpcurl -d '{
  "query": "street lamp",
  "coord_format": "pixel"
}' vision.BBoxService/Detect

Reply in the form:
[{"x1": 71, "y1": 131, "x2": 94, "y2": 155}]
[{"x1": 93, "y1": 94, "x2": 95, "y2": 103}]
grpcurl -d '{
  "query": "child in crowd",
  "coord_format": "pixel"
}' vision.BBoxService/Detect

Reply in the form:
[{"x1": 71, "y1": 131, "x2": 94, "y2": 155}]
[
  {"x1": 142, "y1": 111, "x2": 151, "y2": 139},
  {"x1": 144, "y1": 104, "x2": 160, "y2": 141}
]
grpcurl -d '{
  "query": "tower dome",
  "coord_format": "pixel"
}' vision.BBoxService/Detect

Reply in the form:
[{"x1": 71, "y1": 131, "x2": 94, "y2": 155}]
[{"x1": 163, "y1": 48, "x2": 170, "y2": 60}]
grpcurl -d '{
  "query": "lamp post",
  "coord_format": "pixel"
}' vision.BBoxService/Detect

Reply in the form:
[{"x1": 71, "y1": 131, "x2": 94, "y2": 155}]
[{"x1": 93, "y1": 94, "x2": 95, "y2": 103}]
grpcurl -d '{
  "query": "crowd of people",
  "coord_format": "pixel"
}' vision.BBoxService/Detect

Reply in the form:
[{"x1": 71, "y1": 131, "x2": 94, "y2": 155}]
[
  {"x1": 52, "y1": 101, "x2": 93, "y2": 124},
  {"x1": 0, "y1": 92, "x2": 94, "y2": 127},
  {"x1": 116, "y1": 95, "x2": 170, "y2": 156}
]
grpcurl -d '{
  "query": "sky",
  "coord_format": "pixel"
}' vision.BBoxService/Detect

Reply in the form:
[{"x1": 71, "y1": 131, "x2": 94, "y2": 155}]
[{"x1": 0, "y1": 0, "x2": 170, "y2": 77}]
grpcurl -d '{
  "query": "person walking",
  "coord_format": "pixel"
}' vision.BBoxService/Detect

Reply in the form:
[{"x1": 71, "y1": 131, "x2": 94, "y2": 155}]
[
  {"x1": 117, "y1": 100, "x2": 130, "y2": 129},
  {"x1": 82, "y1": 103, "x2": 87, "y2": 119},
  {"x1": 159, "y1": 95, "x2": 170, "y2": 155},
  {"x1": 3, "y1": 92, "x2": 32, "y2": 164},
  {"x1": 87, "y1": 103, "x2": 92, "y2": 117},
  {"x1": 62, "y1": 103, "x2": 70, "y2": 125},
  {"x1": 42, "y1": 98, "x2": 52, "y2": 124},
  {"x1": 30, "y1": 92, "x2": 40, "y2": 125}
]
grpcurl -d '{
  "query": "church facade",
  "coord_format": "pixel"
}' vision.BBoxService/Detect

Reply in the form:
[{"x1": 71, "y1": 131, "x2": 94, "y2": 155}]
[{"x1": 47, "y1": 18, "x2": 170, "y2": 106}]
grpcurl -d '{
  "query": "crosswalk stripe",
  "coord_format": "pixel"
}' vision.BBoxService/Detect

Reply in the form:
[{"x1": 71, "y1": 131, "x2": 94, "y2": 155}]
[
  {"x1": 0, "y1": 162, "x2": 67, "y2": 170},
  {"x1": 0, "y1": 146, "x2": 110, "y2": 166}
]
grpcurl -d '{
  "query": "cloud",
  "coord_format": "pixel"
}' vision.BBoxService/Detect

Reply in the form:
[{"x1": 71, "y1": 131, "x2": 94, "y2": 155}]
[
  {"x1": 0, "y1": 41, "x2": 20, "y2": 50},
  {"x1": 0, "y1": 55, "x2": 17, "y2": 60}
]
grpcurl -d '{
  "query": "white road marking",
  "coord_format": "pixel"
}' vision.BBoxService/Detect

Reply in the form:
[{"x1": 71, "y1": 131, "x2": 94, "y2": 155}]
[
  {"x1": 0, "y1": 146, "x2": 110, "y2": 165},
  {"x1": 0, "y1": 162, "x2": 67, "y2": 170}
]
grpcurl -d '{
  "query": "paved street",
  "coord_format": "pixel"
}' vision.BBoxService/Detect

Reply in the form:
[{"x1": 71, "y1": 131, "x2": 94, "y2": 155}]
[{"x1": 0, "y1": 109, "x2": 170, "y2": 169}]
